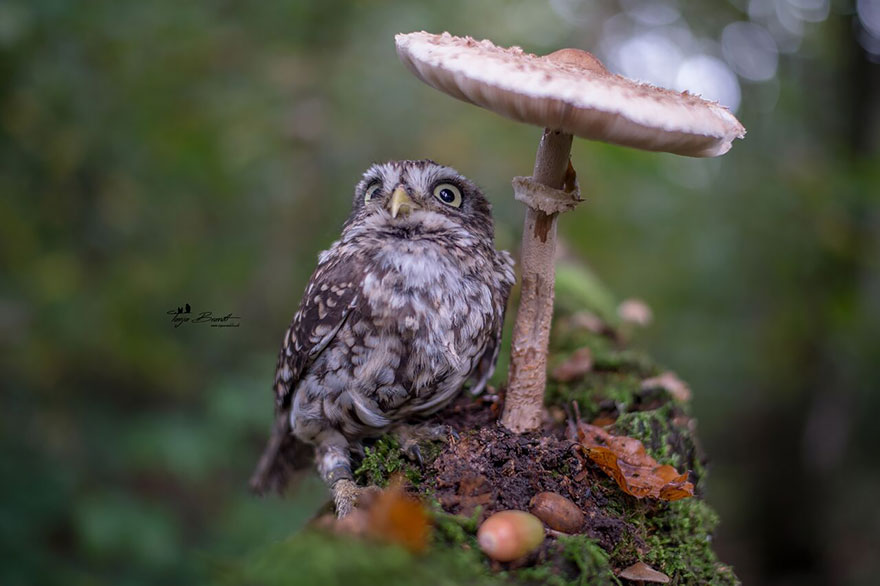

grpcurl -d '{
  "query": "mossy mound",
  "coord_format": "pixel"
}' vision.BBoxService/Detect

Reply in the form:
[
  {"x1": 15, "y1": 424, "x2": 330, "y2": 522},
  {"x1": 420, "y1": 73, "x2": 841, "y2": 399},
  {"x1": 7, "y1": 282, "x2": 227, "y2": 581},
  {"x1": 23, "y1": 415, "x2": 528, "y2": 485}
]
[{"x1": 227, "y1": 303, "x2": 737, "y2": 584}]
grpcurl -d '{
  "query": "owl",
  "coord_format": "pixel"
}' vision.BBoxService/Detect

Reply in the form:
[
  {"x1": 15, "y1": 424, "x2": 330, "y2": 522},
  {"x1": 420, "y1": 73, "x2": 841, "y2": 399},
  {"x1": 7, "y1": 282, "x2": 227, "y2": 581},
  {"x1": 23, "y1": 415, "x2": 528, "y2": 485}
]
[{"x1": 250, "y1": 160, "x2": 515, "y2": 516}]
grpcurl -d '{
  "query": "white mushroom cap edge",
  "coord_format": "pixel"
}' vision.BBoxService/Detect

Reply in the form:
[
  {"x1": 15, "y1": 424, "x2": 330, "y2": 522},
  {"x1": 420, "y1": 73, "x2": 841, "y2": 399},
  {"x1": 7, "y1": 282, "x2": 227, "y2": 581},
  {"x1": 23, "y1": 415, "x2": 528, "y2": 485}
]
[{"x1": 395, "y1": 31, "x2": 746, "y2": 158}]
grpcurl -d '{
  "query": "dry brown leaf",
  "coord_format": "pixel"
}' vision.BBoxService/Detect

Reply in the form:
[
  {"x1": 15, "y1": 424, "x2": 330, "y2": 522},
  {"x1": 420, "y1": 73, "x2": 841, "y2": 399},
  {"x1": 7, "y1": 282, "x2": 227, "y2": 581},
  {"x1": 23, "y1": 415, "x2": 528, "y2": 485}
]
[
  {"x1": 318, "y1": 478, "x2": 430, "y2": 553},
  {"x1": 590, "y1": 415, "x2": 618, "y2": 427},
  {"x1": 366, "y1": 478, "x2": 431, "y2": 553},
  {"x1": 551, "y1": 347, "x2": 593, "y2": 382},
  {"x1": 641, "y1": 371, "x2": 692, "y2": 402},
  {"x1": 618, "y1": 561, "x2": 671, "y2": 583},
  {"x1": 576, "y1": 423, "x2": 694, "y2": 501}
]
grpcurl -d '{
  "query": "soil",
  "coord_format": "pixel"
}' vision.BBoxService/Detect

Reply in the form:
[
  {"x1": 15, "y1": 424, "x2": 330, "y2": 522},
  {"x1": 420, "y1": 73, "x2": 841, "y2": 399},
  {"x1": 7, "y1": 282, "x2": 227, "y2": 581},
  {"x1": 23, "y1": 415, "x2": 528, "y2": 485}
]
[{"x1": 423, "y1": 391, "x2": 637, "y2": 557}]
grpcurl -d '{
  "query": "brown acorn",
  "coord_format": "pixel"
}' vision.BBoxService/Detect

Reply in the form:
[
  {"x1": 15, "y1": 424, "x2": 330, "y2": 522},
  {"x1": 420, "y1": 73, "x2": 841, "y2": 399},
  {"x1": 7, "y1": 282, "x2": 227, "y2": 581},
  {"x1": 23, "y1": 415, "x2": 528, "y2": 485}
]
[
  {"x1": 477, "y1": 510, "x2": 545, "y2": 562},
  {"x1": 529, "y1": 492, "x2": 585, "y2": 534}
]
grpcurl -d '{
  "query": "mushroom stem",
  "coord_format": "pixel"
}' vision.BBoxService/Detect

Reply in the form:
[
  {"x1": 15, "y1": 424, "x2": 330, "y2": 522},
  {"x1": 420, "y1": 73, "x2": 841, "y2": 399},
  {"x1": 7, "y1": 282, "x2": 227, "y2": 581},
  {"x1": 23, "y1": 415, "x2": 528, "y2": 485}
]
[{"x1": 502, "y1": 129, "x2": 573, "y2": 433}]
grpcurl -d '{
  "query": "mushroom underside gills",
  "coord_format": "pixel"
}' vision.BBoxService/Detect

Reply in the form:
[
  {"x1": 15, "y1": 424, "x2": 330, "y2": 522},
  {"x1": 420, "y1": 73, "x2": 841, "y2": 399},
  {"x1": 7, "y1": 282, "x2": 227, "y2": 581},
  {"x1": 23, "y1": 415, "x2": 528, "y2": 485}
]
[{"x1": 501, "y1": 129, "x2": 575, "y2": 433}]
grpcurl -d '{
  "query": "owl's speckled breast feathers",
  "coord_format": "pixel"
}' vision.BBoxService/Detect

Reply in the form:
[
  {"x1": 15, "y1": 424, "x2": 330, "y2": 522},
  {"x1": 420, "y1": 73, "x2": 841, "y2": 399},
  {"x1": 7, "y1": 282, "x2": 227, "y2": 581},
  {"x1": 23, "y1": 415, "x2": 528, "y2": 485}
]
[{"x1": 251, "y1": 160, "x2": 514, "y2": 505}]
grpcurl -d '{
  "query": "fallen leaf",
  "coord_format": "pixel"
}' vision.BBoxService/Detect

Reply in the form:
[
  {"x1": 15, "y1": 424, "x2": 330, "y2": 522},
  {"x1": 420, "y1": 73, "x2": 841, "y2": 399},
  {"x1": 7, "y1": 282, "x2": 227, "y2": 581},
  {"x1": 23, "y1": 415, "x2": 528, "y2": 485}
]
[
  {"x1": 318, "y1": 478, "x2": 431, "y2": 553},
  {"x1": 575, "y1": 423, "x2": 694, "y2": 501},
  {"x1": 641, "y1": 371, "x2": 692, "y2": 402},
  {"x1": 590, "y1": 415, "x2": 618, "y2": 427},
  {"x1": 617, "y1": 298, "x2": 653, "y2": 327},
  {"x1": 367, "y1": 478, "x2": 431, "y2": 553},
  {"x1": 618, "y1": 561, "x2": 670, "y2": 583},
  {"x1": 552, "y1": 347, "x2": 593, "y2": 382}
]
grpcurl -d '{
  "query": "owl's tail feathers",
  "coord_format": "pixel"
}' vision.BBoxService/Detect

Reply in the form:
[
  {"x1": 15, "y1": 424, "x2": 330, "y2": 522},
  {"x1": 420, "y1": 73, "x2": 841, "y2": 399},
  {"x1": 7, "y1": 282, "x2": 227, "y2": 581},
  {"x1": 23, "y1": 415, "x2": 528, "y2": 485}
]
[{"x1": 249, "y1": 410, "x2": 312, "y2": 495}]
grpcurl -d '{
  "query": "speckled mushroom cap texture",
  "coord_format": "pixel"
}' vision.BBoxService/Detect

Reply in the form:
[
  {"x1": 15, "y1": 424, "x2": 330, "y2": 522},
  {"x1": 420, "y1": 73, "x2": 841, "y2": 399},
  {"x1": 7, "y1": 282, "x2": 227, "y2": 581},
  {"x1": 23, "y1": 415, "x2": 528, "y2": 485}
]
[{"x1": 395, "y1": 31, "x2": 745, "y2": 157}]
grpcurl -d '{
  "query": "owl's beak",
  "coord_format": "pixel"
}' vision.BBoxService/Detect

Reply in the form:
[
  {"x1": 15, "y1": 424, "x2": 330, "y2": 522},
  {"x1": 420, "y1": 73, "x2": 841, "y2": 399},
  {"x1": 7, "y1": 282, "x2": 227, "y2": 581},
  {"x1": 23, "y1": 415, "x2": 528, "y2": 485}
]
[{"x1": 389, "y1": 186, "x2": 419, "y2": 218}]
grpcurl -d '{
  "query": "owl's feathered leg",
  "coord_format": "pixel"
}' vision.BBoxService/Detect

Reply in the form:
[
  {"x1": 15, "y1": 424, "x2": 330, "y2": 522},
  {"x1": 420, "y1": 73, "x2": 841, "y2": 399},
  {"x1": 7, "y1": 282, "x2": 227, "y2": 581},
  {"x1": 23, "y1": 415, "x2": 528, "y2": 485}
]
[
  {"x1": 315, "y1": 430, "x2": 370, "y2": 517},
  {"x1": 330, "y1": 479, "x2": 362, "y2": 518}
]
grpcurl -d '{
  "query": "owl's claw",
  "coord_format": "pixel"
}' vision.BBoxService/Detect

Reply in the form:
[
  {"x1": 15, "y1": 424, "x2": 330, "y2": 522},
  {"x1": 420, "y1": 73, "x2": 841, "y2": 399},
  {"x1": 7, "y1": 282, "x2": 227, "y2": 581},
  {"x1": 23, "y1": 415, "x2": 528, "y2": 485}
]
[
  {"x1": 397, "y1": 422, "x2": 459, "y2": 444},
  {"x1": 427, "y1": 423, "x2": 460, "y2": 443},
  {"x1": 405, "y1": 444, "x2": 424, "y2": 468},
  {"x1": 396, "y1": 423, "x2": 459, "y2": 470}
]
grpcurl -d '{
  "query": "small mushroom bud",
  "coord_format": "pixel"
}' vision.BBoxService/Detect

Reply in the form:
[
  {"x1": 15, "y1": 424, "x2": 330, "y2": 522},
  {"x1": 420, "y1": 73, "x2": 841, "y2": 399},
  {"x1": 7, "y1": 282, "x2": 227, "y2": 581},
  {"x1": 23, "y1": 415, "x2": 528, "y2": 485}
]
[
  {"x1": 543, "y1": 48, "x2": 609, "y2": 75},
  {"x1": 477, "y1": 510, "x2": 544, "y2": 562},
  {"x1": 529, "y1": 492, "x2": 585, "y2": 534},
  {"x1": 618, "y1": 298, "x2": 653, "y2": 327}
]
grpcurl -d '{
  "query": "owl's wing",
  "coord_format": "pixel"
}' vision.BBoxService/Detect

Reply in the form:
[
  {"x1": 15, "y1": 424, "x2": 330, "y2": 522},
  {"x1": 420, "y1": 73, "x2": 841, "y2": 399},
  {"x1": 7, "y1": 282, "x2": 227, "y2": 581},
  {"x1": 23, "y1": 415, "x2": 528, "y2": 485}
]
[
  {"x1": 250, "y1": 250, "x2": 362, "y2": 494},
  {"x1": 274, "y1": 250, "x2": 363, "y2": 407},
  {"x1": 467, "y1": 327, "x2": 503, "y2": 395},
  {"x1": 467, "y1": 250, "x2": 516, "y2": 394}
]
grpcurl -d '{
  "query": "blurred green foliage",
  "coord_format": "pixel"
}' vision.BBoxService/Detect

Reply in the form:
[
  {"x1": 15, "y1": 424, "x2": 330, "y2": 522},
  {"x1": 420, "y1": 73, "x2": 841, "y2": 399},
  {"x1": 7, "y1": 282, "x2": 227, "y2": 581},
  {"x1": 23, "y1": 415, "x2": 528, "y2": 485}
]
[{"x1": 1, "y1": 0, "x2": 878, "y2": 584}]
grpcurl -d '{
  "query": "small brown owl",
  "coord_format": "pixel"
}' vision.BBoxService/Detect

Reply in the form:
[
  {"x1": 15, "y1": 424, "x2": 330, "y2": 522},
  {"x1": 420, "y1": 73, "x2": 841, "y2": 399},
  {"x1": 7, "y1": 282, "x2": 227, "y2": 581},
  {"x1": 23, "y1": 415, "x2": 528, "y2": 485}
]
[{"x1": 250, "y1": 160, "x2": 515, "y2": 515}]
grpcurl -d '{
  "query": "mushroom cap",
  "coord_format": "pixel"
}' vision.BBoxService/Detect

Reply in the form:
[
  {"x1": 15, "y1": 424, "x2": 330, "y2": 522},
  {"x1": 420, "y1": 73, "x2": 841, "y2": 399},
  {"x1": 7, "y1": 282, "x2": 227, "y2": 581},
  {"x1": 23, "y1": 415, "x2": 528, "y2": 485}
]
[
  {"x1": 618, "y1": 561, "x2": 671, "y2": 583},
  {"x1": 395, "y1": 32, "x2": 745, "y2": 157}
]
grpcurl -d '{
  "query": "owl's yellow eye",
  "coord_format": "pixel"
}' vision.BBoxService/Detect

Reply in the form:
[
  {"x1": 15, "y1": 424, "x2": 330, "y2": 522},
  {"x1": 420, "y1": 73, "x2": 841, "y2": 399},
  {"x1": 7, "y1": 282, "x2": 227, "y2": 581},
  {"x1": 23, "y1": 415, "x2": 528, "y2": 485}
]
[
  {"x1": 364, "y1": 183, "x2": 382, "y2": 203},
  {"x1": 433, "y1": 183, "x2": 462, "y2": 208}
]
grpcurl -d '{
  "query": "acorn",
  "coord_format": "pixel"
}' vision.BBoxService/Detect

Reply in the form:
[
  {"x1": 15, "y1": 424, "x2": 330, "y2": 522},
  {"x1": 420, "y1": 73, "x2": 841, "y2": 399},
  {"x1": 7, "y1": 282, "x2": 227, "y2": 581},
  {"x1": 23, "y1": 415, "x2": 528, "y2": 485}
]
[
  {"x1": 477, "y1": 510, "x2": 545, "y2": 562},
  {"x1": 529, "y1": 492, "x2": 585, "y2": 534}
]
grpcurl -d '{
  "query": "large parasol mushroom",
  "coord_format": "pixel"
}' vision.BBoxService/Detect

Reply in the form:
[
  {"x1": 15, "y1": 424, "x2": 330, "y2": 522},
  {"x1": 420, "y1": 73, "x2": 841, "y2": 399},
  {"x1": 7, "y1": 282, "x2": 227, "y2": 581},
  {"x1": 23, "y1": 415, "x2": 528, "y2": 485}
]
[{"x1": 395, "y1": 32, "x2": 745, "y2": 433}]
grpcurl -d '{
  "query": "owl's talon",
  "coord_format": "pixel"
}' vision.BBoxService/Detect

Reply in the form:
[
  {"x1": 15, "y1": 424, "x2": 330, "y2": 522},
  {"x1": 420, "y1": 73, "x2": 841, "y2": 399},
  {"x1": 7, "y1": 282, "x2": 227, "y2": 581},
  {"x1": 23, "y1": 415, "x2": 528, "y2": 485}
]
[{"x1": 405, "y1": 444, "x2": 425, "y2": 468}]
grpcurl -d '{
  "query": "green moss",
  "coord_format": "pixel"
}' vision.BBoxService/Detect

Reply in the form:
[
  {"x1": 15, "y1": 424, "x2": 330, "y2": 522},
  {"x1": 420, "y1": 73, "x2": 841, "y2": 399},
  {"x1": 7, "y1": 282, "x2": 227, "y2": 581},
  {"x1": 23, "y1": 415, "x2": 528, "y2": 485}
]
[
  {"x1": 550, "y1": 326, "x2": 659, "y2": 378},
  {"x1": 225, "y1": 525, "x2": 631, "y2": 586},
  {"x1": 541, "y1": 310, "x2": 733, "y2": 583},
  {"x1": 508, "y1": 536, "x2": 619, "y2": 586},
  {"x1": 354, "y1": 436, "x2": 423, "y2": 487},
  {"x1": 546, "y1": 370, "x2": 645, "y2": 421},
  {"x1": 551, "y1": 325, "x2": 614, "y2": 356},
  {"x1": 587, "y1": 465, "x2": 732, "y2": 583},
  {"x1": 608, "y1": 527, "x2": 642, "y2": 567},
  {"x1": 545, "y1": 328, "x2": 661, "y2": 422},
  {"x1": 592, "y1": 349, "x2": 658, "y2": 377},
  {"x1": 642, "y1": 499, "x2": 738, "y2": 585},
  {"x1": 557, "y1": 535, "x2": 621, "y2": 586},
  {"x1": 584, "y1": 492, "x2": 735, "y2": 584},
  {"x1": 613, "y1": 405, "x2": 681, "y2": 467},
  {"x1": 612, "y1": 405, "x2": 706, "y2": 487},
  {"x1": 223, "y1": 530, "x2": 504, "y2": 586},
  {"x1": 430, "y1": 507, "x2": 481, "y2": 546},
  {"x1": 509, "y1": 563, "x2": 567, "y2": 585},
  {"x1": 227, "y1": 471, "x2": 735, "y2": 586},
  {"x1": 570, "y1": 458, "x2": 731, "y2": 582}
]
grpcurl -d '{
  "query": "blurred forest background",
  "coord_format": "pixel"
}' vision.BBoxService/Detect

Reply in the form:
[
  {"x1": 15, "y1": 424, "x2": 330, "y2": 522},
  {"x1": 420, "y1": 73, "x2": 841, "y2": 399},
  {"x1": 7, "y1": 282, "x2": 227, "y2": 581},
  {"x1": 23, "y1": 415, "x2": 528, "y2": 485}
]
[{"x1": 2, "y1": 0, "x2": 879, "y2": 584}]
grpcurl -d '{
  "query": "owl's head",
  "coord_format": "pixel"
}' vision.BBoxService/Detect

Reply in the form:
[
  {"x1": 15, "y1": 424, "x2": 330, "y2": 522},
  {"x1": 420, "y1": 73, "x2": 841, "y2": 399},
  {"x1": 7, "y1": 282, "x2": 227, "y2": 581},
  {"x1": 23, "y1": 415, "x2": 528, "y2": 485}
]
[{"x1": 346, "y1": 160, "x2": 495, "y2": 241}]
